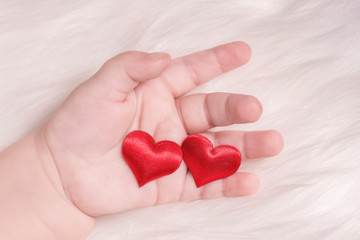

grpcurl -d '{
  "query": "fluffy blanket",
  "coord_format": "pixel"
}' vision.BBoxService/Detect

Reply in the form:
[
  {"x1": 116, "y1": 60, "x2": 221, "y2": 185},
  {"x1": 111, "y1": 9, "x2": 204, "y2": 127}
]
[{"x1": 0, "y1": 0, "x2": 359, "y2": 239}]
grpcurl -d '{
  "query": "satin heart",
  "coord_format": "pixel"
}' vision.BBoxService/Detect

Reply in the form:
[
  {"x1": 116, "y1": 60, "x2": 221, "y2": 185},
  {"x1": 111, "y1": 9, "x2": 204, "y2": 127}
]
[
  {"x1": 181, "y1": 134, "x2": 241, "y2": 187},
  {"x1": 122, "y1": 130, "x2": 182, "y2": 187}
]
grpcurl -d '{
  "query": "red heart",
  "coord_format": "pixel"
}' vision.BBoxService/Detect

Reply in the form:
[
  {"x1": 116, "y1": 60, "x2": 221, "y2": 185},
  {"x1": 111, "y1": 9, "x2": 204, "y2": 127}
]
[
  {"x1": 181, "y1": 134, "x2": 241, "y2": 187},
  {"x1": 122, "y1": 130, "x2": 182, "y2": 187}
]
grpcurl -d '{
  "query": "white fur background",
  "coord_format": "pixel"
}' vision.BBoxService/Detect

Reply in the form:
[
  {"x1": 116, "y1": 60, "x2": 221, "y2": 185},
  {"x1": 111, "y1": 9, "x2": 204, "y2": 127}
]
[{"x1": 1, "y1": 0, "x2": 360, "y2": 239}]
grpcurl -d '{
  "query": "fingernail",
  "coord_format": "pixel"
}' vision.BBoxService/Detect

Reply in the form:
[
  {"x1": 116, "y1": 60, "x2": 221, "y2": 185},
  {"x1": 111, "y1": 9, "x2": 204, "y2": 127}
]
[{"x1": 147, "y1": 52, "x2": 169, "y2": 60}]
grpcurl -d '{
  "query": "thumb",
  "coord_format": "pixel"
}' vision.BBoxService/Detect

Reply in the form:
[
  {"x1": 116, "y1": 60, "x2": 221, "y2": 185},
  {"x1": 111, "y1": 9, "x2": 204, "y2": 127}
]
[{"x1": 84, "y1": 51, "x2": 171, "y2": 101}]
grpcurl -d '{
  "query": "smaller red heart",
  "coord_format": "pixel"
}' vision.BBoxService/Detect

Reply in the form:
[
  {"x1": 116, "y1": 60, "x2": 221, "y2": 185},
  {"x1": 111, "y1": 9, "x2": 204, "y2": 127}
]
[
  {"x1": 181, "y1": 134, "x2": 241, "y2": 187},
  {"x1": 122, "y1": 130, "x2": 182, "y2": 187}
]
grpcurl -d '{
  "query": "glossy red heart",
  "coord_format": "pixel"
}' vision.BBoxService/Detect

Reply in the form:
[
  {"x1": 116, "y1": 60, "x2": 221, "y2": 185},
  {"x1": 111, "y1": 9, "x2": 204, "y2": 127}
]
[
  {"x1": 122, "y1": 130, "x2": 182, "y2": 187},
  {"x1": 181, "y1": 134, "x2": 241, "y2": 187}
]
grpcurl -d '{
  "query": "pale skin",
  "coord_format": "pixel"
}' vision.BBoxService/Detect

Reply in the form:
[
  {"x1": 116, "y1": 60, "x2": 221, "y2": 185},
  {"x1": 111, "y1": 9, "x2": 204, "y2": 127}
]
[{"x1": 0, "y1": 42, "x2": 283, "y2": 239}]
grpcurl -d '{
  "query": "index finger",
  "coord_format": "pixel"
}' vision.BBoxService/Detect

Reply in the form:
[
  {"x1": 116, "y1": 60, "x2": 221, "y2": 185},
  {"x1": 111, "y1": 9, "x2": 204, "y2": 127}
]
[{"x1": 159, "y1": 41, "x2": 252, "y2": 98}]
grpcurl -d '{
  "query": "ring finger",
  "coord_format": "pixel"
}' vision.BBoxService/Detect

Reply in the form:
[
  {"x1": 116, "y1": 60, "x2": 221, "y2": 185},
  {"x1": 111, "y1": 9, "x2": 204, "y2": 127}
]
[{"x1": 202, "y1": 130, "x2": 284, "y2": 160}]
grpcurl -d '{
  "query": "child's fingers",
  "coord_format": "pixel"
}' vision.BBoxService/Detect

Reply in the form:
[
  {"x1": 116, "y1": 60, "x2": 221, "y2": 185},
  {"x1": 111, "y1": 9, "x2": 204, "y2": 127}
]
[
  {"x1": 159, "y1": 41, "x2": 251, "y2": 98},
  {"x1": 84, "y1": 51, "x2": 171, "y2": 102},
  {"x1": 176, "y1": 93, "x2": 262, "y2": 133},
  {"x1": 179, "y1": 172, "x2": 260, "y2": 201},
  {"x1": 201, "y1": 130, "x2": 284, "y2": 160},
  {"x1": 152, "y1": 129, "x2": 283, "y2": 204}
]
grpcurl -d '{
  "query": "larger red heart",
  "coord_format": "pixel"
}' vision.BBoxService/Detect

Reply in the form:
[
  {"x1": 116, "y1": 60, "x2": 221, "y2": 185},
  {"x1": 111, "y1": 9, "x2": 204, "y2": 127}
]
[
  {"x1": 122, "y1": 130, "x2": 182, "y2": 187},
  {"x1": 181, "y1": 134, "x2": 241, "y2": 187}
]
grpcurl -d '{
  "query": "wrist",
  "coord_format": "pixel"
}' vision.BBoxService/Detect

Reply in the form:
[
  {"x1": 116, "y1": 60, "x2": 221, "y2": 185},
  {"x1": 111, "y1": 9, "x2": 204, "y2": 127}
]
[
  {"x1": 0, "y1": 129, "x2": 94, "y2": 240},
  {"x1": 36, "y1": 127, "x2": 96, "y2": 238}
]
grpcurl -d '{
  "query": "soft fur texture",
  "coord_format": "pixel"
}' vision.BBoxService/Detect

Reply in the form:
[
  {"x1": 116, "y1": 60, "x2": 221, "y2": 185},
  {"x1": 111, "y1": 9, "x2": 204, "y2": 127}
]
[{"x1": 1, "y1": 1, "x2": 359, "y2": 239}]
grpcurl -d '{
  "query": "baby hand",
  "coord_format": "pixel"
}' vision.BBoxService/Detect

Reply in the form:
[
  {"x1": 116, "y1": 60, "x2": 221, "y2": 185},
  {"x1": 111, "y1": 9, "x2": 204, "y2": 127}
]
[{"x1": 41, "y1": 42, "x2": 283, "y2": 217}]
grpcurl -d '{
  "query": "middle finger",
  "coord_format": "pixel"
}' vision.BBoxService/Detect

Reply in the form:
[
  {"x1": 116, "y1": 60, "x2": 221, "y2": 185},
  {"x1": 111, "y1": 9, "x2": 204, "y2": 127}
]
[{"x1": 176, "y1": 92, "x2": 263, "y2": 134}]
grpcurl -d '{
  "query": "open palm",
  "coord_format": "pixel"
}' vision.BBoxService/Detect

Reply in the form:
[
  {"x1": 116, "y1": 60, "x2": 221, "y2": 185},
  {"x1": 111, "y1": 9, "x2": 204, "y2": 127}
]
[{"x1": 43, "y1": 42, "x2": 283, "y2": 217}]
